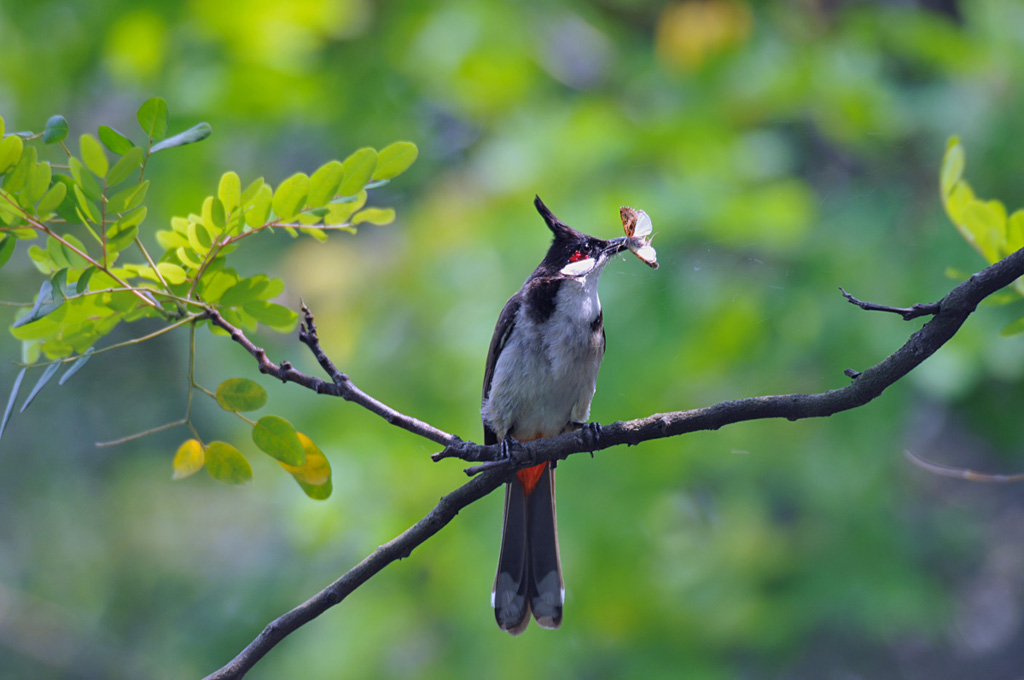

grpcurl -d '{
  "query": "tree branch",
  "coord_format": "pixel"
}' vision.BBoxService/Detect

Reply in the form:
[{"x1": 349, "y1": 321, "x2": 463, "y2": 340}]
[
  {"x1": 204, "y1": 246, "x2": 1024, "y2": 679},
  {"x1": 203, "y1": 470, "x2": 506, "y2": 680},
  {"x1": 202, "y1": 306, "x2": 458, "y2": 448}
]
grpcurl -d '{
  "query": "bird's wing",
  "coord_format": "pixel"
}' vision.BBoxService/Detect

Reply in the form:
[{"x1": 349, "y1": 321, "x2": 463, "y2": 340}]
[{"x1": 482, "y1": 293, "x2": 521, "y2": 446}]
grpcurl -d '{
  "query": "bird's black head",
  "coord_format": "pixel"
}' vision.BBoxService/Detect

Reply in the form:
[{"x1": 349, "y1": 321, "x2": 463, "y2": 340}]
[{"x1": 533, "y1": 196, "x2": 628, "y2": 278}]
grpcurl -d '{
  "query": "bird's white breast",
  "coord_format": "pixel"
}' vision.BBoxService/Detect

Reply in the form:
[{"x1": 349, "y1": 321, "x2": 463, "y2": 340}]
[{"x1": 482, "y1": 272, "x2": 605, "y2": 441}]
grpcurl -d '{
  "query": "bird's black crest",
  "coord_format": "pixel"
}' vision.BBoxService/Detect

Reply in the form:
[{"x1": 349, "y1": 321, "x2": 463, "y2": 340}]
[
  {"x1": 532, "y1": 196, "x2": 608, "y2": 275},
  {"x1": 534, "y1": 195, "x2": 587, "y2": 242}
]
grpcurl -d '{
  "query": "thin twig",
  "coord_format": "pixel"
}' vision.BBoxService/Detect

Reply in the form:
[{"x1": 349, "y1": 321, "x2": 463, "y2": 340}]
[
  {"x1": 904, "y1": 449, "x2": 1024, "y2": 482},
  {"x1": 839, "y1": 286, "x2": 941, "y2": 320},
  {"x1": 96, "y1": 418, "x2": 188, "y2": 447},
  {"x1": 202, "y1": 307, "x2": 457, "y2": 447}
]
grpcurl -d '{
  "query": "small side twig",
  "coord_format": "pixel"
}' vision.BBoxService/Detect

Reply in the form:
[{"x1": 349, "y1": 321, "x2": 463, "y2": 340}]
[
  {"x1": 202, "y1": 306, "x2": 456, "y2": 447},
  {"x1": 839, "y1": 286, "x2": 941, "y2": 320},
  {"x1": 904, "y1": 449, "x2": 1024, "y2": 483},
  {"x1": 297, "y1": 302, "x2": 349, "y2": 386}
]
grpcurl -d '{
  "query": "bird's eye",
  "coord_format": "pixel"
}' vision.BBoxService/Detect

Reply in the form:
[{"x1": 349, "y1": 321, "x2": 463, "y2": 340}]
[{"x1": 568, "y1": 250, "x2": 586, "y2": 263}]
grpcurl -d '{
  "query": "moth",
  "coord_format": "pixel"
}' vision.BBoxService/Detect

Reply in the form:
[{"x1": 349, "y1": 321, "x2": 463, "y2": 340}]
[{"x1": 619, "y1": 206, "x2": 658, "y2": 269}]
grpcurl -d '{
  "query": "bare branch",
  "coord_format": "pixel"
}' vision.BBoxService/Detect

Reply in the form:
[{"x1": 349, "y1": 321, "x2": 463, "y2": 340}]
[
  {"x1": 839, "y1": 286, "x2": 942, "y2": 320},
  {"x1": 202, "y1": 469, "x2": 506, "y2": 680},
  {"x1": 204, "y1": 247, "x2": 1024, "y2": 678},
  {"x1": 904, "y1": 449, "x2": 1024, "y2": 483},
  {"x1": 202, "y1": 306, "x2": 456, "y2": 448}
]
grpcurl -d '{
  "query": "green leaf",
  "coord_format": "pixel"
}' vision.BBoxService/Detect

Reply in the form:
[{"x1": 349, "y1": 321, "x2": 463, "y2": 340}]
[
  {"x1": 107, "y1": 146, "x2": 145, "y2": 187},
  {"x1": 219, "y1": 275, "x2": 270, "y2": 306},
  {"x1": 19, "y1": 362, "x2": 60, "y2": 413},
  {"x1": 137, "y1": 97, "x2": 169, "y2": 140},
  {"x1": 51, "y1": 268, "x2": 69, "y2": 302},
  {"x1": 106, "y1": 220, "x2": 138, "y2": 253},
  {"x1": 156, "y1": 262, "x2": 187, "y2": 285},
  {"x1": 197, "y1": 268, "x2": 237, "y2": 302},
  {"x1": 218, "y1": 171, "x2": 241, "y2": 214},
  {"x1": 241, "y1": 177, "x2": 265, "y2": 207},
  {"x1": 0, "y1": 368, "x2": 26, "y2": 442},
  {"x1": 940, "y1": 136, "x2": 963, "y2": 197},
  {"x1": 57, "y1": 233, "x2": 89, "y2": 269},
  {"x1": 278, "y1": 432, "x2": 332, "y2": 499},
  {"x1": 98, "y1": 125, "x2": 136, "y2": 155},
  {"x1": 203, "y1": 196, "x2": 226, "y2": 234},
  {"x1": 188, "y1": 218, "x2": 213, "y2": 253},
  {"x1": 307, "y1": 161, "x2": 344, "y2": 208},
  {"x1": 79, "y1": 134, "x2": 109, "y2": 178},
  {"x1": 242, "y1": 300, "x2": 298, "y2": 331},
  {"x1": 324, "y1": 191, "x2": 366, "y2": 225},
  {"x1": 42, "y1": 115, "x2": 69, "y2": 144},
  {"x1": 337, "y1": 147, "x2": 377, "y2": 197},
  {"x1": 23, "y1": 161, "x2": 51, "y2": 204},
  {"x1": 150, "y1": 122, "x2": 212, "y2": 153},
  {"x1": 216, "y1": 378, "x2": 268, "y2": 412},
  {"x1": 352, "y1": 207, "x2": 396, "y2": 226},
  {"x1": 72, "y1": 184, "x2": 102, "y2": 224},
  {"x1": 204, "y1": 441, "x2": 252, "y2": 485},
  {"x1": 0, "y1": 134, "x2": 24, "y2": 174},
  {"x1": 373, "y1": 141, "x2": 418, "y2": 180},
  {"x1": 74, "y1": 268, "x2": 95, "y2": 295},
  {"x1": 271, "y1": 172, "x2": 310, "y2": 221},
  {"x1": 246, "y1": 184, "x2": 273, "y2": 228},
  {"x1": 35, "y1": 179, "x2": 67, "y2": 217},
  {"x1": 59, "y1": 347, "x2": 94, "y2": 385},
  {"x1": 113, "y1": 205, "x2": 147, "y2": 233},
  {"x1": 961, "y1": 199, "x2": 1005, "y2": 263},
  {"x1": 0, "y1": 234, "x2": 15, "y2": 268},
  {"x1": 253, "y1": 415, "x2": 305, "y2": 465},
  {"x1": 176, "y1": 247, "x2": 202, "y2": 270},
  {"x1": 172, "y1": 438, "x2": 205, "y2": 480},
  {"x1": 107, "y1": 180, "x2": 149, "y2": 214},
  {"x1": 300, "y1": 227, "x2": 330, "y2": 241},
  {"x1": 69, "y1": 157, "x2": 103, "y2": 201},
  {"x1": 4, "y1": 143, "x2": 35, "y2": 193}
]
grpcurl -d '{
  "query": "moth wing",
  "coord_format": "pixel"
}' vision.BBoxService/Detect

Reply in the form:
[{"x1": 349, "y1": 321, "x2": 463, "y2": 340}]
[
  {"x1": 633, "y1": 209, "x2": 652, "y2": 238},
  {"x1": 634, "y1": 243, "x2": 658, "y2": 268}
]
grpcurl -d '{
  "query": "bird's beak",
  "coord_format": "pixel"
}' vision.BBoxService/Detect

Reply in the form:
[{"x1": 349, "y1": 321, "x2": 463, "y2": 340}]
[{"x1": 604, "y1": 237, "x2": 630, "y2": 255}]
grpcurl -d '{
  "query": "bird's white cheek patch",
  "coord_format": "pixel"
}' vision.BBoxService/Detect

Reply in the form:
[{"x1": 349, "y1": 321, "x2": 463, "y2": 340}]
[{"x1": 559, "y1": 258, "x2": 595, "y2": 277}]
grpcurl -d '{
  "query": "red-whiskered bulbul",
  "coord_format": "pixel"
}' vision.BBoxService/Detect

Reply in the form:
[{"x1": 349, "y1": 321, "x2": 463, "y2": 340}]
[{"x1": 482, "y1": 196, "x2": 632, "y2": 635}]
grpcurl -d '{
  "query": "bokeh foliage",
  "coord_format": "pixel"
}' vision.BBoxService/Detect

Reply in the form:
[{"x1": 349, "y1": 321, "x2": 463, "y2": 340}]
[
  {"x1": 0, "y1": 97, "x2": 418, "y2": 497},
  {"x1": 3, "y1": 1, "x2": 1024, "y2": 678}
]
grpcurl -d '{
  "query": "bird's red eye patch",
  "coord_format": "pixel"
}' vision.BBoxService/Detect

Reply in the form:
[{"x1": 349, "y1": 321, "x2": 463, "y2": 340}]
[{"x1": 569, "y1": 250, "x2": 586, "y2": 262}]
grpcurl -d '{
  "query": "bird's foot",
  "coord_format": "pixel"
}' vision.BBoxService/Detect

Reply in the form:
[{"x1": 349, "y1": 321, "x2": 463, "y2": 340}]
[
  {"x1": 576, "y1": 421, "x2": 602, "y2": 456},
  {"x1": 463, "y1": 435, "x2": 522, "y2": 477}
]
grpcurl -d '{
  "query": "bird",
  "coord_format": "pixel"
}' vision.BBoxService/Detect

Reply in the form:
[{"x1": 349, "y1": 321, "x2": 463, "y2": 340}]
[{"x1": 482, "y1": 195, "x2": 631, "y2": 634}]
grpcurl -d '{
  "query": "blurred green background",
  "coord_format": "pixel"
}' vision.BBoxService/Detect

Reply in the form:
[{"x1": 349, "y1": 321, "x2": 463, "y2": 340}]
[{"x1": 3, "y1": 0, "x2": 1024, "y2": 678}]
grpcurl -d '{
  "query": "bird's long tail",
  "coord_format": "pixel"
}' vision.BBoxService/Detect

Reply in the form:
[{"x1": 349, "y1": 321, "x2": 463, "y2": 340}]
[{"x1": 492, "y1": 462, "x2": 564, "y2": 634}]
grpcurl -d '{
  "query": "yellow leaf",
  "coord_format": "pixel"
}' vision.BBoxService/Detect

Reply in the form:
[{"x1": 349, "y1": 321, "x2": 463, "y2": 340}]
[
  {"x1": 172, "y1": 439, "x2": 205, "y2": 480},
  {"x1": 279, "y1": 433, "x2": 332, "y2": 499}
]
